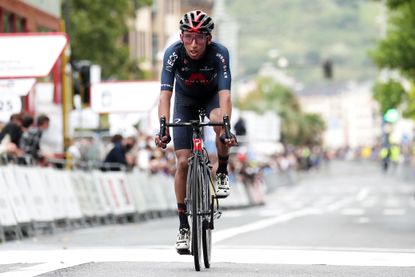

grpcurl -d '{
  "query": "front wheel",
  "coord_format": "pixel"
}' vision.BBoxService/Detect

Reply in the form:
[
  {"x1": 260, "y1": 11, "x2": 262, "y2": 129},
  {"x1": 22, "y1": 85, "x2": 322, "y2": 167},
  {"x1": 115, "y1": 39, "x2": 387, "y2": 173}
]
[
  {"x1": 190, "y1": 157, "x2": 202, "y2": 271},
  {"x1": 202, "y1": 219, "x2": 212, "y2": 268}
]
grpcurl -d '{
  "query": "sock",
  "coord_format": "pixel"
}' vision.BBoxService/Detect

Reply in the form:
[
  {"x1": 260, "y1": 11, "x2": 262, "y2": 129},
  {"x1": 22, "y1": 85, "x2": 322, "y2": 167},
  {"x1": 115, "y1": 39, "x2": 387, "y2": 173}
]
[
  {"x1": 177, "y1": 203, "x2": 189, "y2": 229},
  {"x1": 217, "y1": 155, "x2": 229, "y2": 175}
]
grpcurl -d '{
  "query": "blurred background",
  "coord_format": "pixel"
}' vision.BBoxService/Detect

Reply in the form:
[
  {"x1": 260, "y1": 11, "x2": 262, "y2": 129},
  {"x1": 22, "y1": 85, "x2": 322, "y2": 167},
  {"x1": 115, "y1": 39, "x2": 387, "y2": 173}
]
[
  {"x1": 1, "y1": 1, "x2": 415, "y2": 275},
  {"x1": 1, "y1": 0, "x2": 413, "y2": 172}
]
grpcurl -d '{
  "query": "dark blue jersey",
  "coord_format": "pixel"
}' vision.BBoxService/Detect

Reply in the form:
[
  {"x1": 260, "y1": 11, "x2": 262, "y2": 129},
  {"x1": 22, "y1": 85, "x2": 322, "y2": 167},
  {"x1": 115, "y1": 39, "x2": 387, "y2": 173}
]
[{"x1": 160, "y1": 41, "x2": 231, "y2": 106}]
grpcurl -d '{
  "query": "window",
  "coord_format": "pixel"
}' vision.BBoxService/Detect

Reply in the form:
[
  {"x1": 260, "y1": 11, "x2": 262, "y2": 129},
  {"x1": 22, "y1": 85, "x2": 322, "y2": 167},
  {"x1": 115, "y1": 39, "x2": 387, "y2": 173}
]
[
  {"x1": 3, "y1": 12, "x2": 11, "y2": 32},
  {"x1": 16, "y1": 16, "x2": 26, "y2": 32},
  {"x1": 152, "y1": 34, "x2": 158, "y2": 63},
  {"x1": 8, "y1": 13, "x2": 14, "y2": 32}
]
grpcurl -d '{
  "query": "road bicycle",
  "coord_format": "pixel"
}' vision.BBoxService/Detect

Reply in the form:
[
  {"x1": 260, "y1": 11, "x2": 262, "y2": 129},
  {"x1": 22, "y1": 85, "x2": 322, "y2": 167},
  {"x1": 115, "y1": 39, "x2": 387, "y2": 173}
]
[{"x1": 159, "y1": 110, "x2": 231, "y2": 271}]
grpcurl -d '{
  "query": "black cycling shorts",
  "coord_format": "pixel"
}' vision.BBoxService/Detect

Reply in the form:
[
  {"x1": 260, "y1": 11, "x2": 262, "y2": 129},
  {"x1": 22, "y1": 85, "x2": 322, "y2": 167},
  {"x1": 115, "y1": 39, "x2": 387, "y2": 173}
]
[{"x1": 173, "y1": 94, "x2": 219, "y2": 150}]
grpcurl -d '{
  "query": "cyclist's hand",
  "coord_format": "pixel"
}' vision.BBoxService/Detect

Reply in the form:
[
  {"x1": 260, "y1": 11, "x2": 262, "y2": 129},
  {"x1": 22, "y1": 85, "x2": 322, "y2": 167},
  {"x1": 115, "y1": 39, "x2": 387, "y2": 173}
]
[
  {"x1": 220, "y1": 133, "x2": 238, "y2": 147},
  {"x1": 155, "y1": 133, "x2": 171, "y2": 149}
]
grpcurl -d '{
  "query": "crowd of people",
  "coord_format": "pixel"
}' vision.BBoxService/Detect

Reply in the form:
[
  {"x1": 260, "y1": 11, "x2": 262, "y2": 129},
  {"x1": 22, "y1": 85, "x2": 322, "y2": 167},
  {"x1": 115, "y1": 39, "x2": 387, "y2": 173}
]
[{"x1": 0, "y1": 112, "x2": 333, "y2": 176}]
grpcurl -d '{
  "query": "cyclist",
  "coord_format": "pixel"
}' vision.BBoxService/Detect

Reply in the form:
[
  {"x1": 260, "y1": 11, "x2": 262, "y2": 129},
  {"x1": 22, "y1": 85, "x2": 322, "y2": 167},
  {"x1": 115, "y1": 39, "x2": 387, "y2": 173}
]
[{"x1": 155, "y1": 10, "x2": 237, "y2": 253}]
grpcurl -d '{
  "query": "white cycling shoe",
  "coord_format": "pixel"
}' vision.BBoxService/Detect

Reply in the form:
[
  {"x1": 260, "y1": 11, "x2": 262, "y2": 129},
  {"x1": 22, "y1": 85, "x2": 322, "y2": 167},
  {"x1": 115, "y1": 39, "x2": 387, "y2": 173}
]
[
  {"x1": 176, "y1": 228, "x2": 190, "y2": 254},
  {"x1": 215, "y1": 173, "x2": 230, "y2": 198}
]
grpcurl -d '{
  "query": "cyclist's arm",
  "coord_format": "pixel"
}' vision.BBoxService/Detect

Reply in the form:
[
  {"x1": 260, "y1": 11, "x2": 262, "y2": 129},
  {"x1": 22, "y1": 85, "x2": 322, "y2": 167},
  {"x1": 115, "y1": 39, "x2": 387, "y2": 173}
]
[
  {"x1": 219, "y1": 89, "x2": 232, "y2": 120},
  {"x1": 158, "y1": 90, "x2": 172, "y2": 128},
  {"x1": 216, "y1": 45, "x2": 232, "y2": 120},
  {"x1": 159, "y1": 45, "x2": 178, "y2": 131}
]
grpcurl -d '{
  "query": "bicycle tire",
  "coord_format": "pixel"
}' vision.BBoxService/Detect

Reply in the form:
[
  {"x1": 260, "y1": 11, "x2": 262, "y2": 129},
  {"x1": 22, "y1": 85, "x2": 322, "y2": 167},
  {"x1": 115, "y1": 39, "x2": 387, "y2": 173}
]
[
  {"x1": 190, "y1": 156, "x2": 202, "y2": 271},
  {"x1": 202, "y1": 219, "x2": 212, "y2": 268},
  {"x1": 202, "y1": 165, "x2": 212, "y2": 268}
]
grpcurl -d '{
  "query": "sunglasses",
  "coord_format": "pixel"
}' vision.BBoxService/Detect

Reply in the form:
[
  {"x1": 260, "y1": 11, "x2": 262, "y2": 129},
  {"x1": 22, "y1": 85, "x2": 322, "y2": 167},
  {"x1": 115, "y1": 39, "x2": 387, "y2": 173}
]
[{"x1": 182, "y1": 33, "x2": 208, "y2": 44}]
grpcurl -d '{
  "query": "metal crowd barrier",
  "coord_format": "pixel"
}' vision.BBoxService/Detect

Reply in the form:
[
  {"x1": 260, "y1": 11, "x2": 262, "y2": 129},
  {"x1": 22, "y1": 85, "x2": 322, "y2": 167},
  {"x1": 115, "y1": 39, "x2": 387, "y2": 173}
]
[{"x1": 0, "y1": 157, "x2": 278, "y2": 242}]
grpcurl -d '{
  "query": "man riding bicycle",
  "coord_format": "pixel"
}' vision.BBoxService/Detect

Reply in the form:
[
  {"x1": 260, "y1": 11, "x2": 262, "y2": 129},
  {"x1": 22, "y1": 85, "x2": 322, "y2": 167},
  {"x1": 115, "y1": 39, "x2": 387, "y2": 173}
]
[{"x1": 155, "y1": 10, "x2": 237, "y2": 253}]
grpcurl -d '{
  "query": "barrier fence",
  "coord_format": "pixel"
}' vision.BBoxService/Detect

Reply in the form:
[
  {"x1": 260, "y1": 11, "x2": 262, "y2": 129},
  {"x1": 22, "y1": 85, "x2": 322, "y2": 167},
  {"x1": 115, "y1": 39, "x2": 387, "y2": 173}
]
[{"x1": 0, "y1": 164, "x2": 291, "y2": 242}]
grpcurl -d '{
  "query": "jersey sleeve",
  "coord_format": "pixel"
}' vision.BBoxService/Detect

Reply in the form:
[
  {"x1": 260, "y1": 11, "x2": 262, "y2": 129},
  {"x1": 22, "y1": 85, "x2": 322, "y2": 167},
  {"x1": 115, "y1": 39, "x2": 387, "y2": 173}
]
[
  {"x1": 160, "y1": 44, "x2": 179, "y2": 91},
  {"x1": 216, "y1": 46, "x2": 232, "y2": 91}
]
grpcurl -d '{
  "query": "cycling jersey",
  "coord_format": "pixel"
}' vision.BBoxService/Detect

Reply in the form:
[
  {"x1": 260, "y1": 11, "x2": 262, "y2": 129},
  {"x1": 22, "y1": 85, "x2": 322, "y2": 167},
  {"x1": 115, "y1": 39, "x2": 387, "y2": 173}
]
[{"x1": 160, "y1": 41, "x2": 232, "y2": 106}]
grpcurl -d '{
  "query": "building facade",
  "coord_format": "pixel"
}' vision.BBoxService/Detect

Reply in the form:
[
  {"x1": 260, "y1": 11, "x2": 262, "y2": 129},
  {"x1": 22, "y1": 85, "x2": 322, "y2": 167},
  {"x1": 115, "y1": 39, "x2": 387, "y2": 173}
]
[
  {"x1": 298, "y1": 82, "x2": 382, "y2": 149},
  {"x1": 0, "y1": 0, "x2": 61, "y2": 33}
]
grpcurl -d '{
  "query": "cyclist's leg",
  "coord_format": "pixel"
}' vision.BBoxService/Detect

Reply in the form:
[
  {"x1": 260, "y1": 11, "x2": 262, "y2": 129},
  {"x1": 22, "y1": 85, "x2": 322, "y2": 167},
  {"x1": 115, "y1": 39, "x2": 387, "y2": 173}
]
[
  {"x1": 206, "y1": 95, "x2": 230, "y2": 169},
  {"x1": 206, "y1": 96, "x2": 231, "y2": 197},
  {"x1": 173, "y1": 104, "x2": 198, "y2": 250}
]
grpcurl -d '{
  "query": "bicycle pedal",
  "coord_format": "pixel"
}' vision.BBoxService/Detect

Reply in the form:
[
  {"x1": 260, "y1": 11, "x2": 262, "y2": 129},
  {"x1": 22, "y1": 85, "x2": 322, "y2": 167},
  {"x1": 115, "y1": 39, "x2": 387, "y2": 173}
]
[{"x1": 177, "y1": 249, "x2": 191, "y2": 255}]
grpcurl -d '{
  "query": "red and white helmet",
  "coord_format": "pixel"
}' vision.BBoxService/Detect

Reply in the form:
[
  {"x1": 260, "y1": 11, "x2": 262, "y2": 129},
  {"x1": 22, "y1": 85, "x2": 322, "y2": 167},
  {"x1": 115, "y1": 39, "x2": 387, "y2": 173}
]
[{"x1": 179, "y1": 10, "x2": 214, "y2": 34}]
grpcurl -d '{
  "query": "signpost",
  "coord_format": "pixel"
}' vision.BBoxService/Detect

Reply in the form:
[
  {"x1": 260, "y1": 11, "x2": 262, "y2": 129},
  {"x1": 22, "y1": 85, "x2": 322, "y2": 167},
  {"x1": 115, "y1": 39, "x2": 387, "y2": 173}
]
[
  {"x1": 90, "y1": 81, "x2": 160, "y2": 113},
  {"x1": 0, "y1": 33, "x2": 68, "y2": 79},
  {"x1": 0, "y1": 78, "x2": 36, "y2": 96}
]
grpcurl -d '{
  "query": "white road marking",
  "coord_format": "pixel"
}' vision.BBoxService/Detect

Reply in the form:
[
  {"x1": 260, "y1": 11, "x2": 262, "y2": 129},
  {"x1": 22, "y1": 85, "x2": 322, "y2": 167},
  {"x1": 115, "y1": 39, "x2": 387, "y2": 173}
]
[
  {"x1": 383, "y1": 208, "x2": 406, "y2": 216},
  {"x1": 1, "y1": 246, "x2": 415, "y2": 275},
  {"x1": 356, "y1": 187, "x2": 369, "y2": 201},
  {"x1": 214, "y1": 197, "x2": 354, "y2": 244},
  {"x1": 341, "y1": 208, "x2": 365, "y2": 216},
  {"x1": 385, "y1": 198, "x2": 401, "y2": 208},
  {"x1": 212, "y1": 208, "x2": 320, "y2": 244},
  {"x1": 362, "y1": 200, "x2": 376, "y2": 208},
  {"x1": 356, "y1": 217, "x2": 370, "y2": 224},
  {"x1": 326, "y1": 197, "x2": 354, "y2": 212}
]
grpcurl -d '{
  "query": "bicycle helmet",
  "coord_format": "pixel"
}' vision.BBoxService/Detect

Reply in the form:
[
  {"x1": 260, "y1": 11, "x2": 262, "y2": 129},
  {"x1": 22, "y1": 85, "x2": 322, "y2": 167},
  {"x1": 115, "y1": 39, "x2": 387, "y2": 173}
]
[{"x1": 179, "y1": 10, "x2": 214, "y2": 34}]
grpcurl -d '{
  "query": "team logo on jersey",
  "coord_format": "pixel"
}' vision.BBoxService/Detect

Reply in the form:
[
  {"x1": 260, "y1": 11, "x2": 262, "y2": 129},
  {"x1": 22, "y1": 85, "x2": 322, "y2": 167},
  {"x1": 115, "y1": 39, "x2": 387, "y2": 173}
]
[
  {"x1": 185, "y1": 73, "x2": 211, "y2": 86},
  {"x1": 165, "y1": 52, "x2": 178, "y2": 72},
  {"x1": 216, "y1": 53, "x2": 229, "y2": 79},
  {"x1": 200, "y1": 66, "x2": 214, "y2": 72}
]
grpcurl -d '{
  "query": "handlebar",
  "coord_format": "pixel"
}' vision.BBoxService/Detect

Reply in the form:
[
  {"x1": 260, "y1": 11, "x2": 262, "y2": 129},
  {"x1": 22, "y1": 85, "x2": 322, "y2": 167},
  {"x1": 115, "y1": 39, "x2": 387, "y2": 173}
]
[{"x1": 159, "y1": 116, "x2": 232, "y2": 140}]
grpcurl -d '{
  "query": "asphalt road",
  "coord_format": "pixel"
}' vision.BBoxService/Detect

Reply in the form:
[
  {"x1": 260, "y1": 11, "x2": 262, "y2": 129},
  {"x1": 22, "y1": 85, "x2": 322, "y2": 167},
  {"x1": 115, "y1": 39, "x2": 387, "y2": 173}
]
[{"x1": 1, "y1": 160, "x2": 415, "y2": 276}]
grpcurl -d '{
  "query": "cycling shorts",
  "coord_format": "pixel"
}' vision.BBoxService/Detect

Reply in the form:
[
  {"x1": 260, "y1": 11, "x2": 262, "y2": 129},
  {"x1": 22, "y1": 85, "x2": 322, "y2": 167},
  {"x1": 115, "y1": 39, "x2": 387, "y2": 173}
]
[{"x1": 172, "y1": 94, "x2": 219, "y2": 150}]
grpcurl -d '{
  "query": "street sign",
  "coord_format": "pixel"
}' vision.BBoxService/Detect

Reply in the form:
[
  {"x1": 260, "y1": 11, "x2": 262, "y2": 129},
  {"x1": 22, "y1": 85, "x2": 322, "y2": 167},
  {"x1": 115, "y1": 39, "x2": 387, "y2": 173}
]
[
  {"x1": 0, "y1": 94, "x2": 22, "y2": 123},
  {"x1": 0, "y1": 78, "x2": 36, "y2": 96},
  {"x1": 0, "y1": 33, "x2": 68, "y2": 79},
  {"x1": 90, "y1": 81, "x2": 160, "y2": 113}
]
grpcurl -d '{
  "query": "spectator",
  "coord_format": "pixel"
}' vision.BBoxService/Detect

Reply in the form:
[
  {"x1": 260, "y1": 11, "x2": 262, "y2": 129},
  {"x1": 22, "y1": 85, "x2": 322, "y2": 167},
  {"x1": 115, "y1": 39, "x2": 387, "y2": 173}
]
[
  {"x1": 234, "y1": 117, "x2": 247, "y2": 136},
  {"x1": 103, "y1": 135, "x2": 136, "y2": 171},
  {"x1": 0, "y1": 113, "x2": 25, "y2": 160},
  {"x1": 0, "y1": 113, "x2": 23, "y2": 146},
  {"x1": 19, "y1": 114, "x2": 50, "y2": 164},
  {"x1": 67, "y1": 139, "x2": 82, "y2": 163},
  {"x1": 21, "y1": 113, "x2": 34, "y2": 130}
]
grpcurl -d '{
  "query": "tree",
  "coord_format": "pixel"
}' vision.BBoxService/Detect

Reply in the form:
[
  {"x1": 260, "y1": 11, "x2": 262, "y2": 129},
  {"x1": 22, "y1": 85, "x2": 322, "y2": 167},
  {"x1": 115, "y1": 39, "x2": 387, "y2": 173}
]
[
  {"x1": 371, "y1": 1, "x2": 415, "y2": 79},
  {"x1": 64, "y1": 0, "x2": 152, "y2": 80},
  {"x1": 372, "y1": 79, "x2": 406, "y2": 114},
  {"x1": 370, "y1": 0, "x2": 415, "y2": 120},
  {"x1": 238, "y1": 77, "x2": 326, "y2": 146}
]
